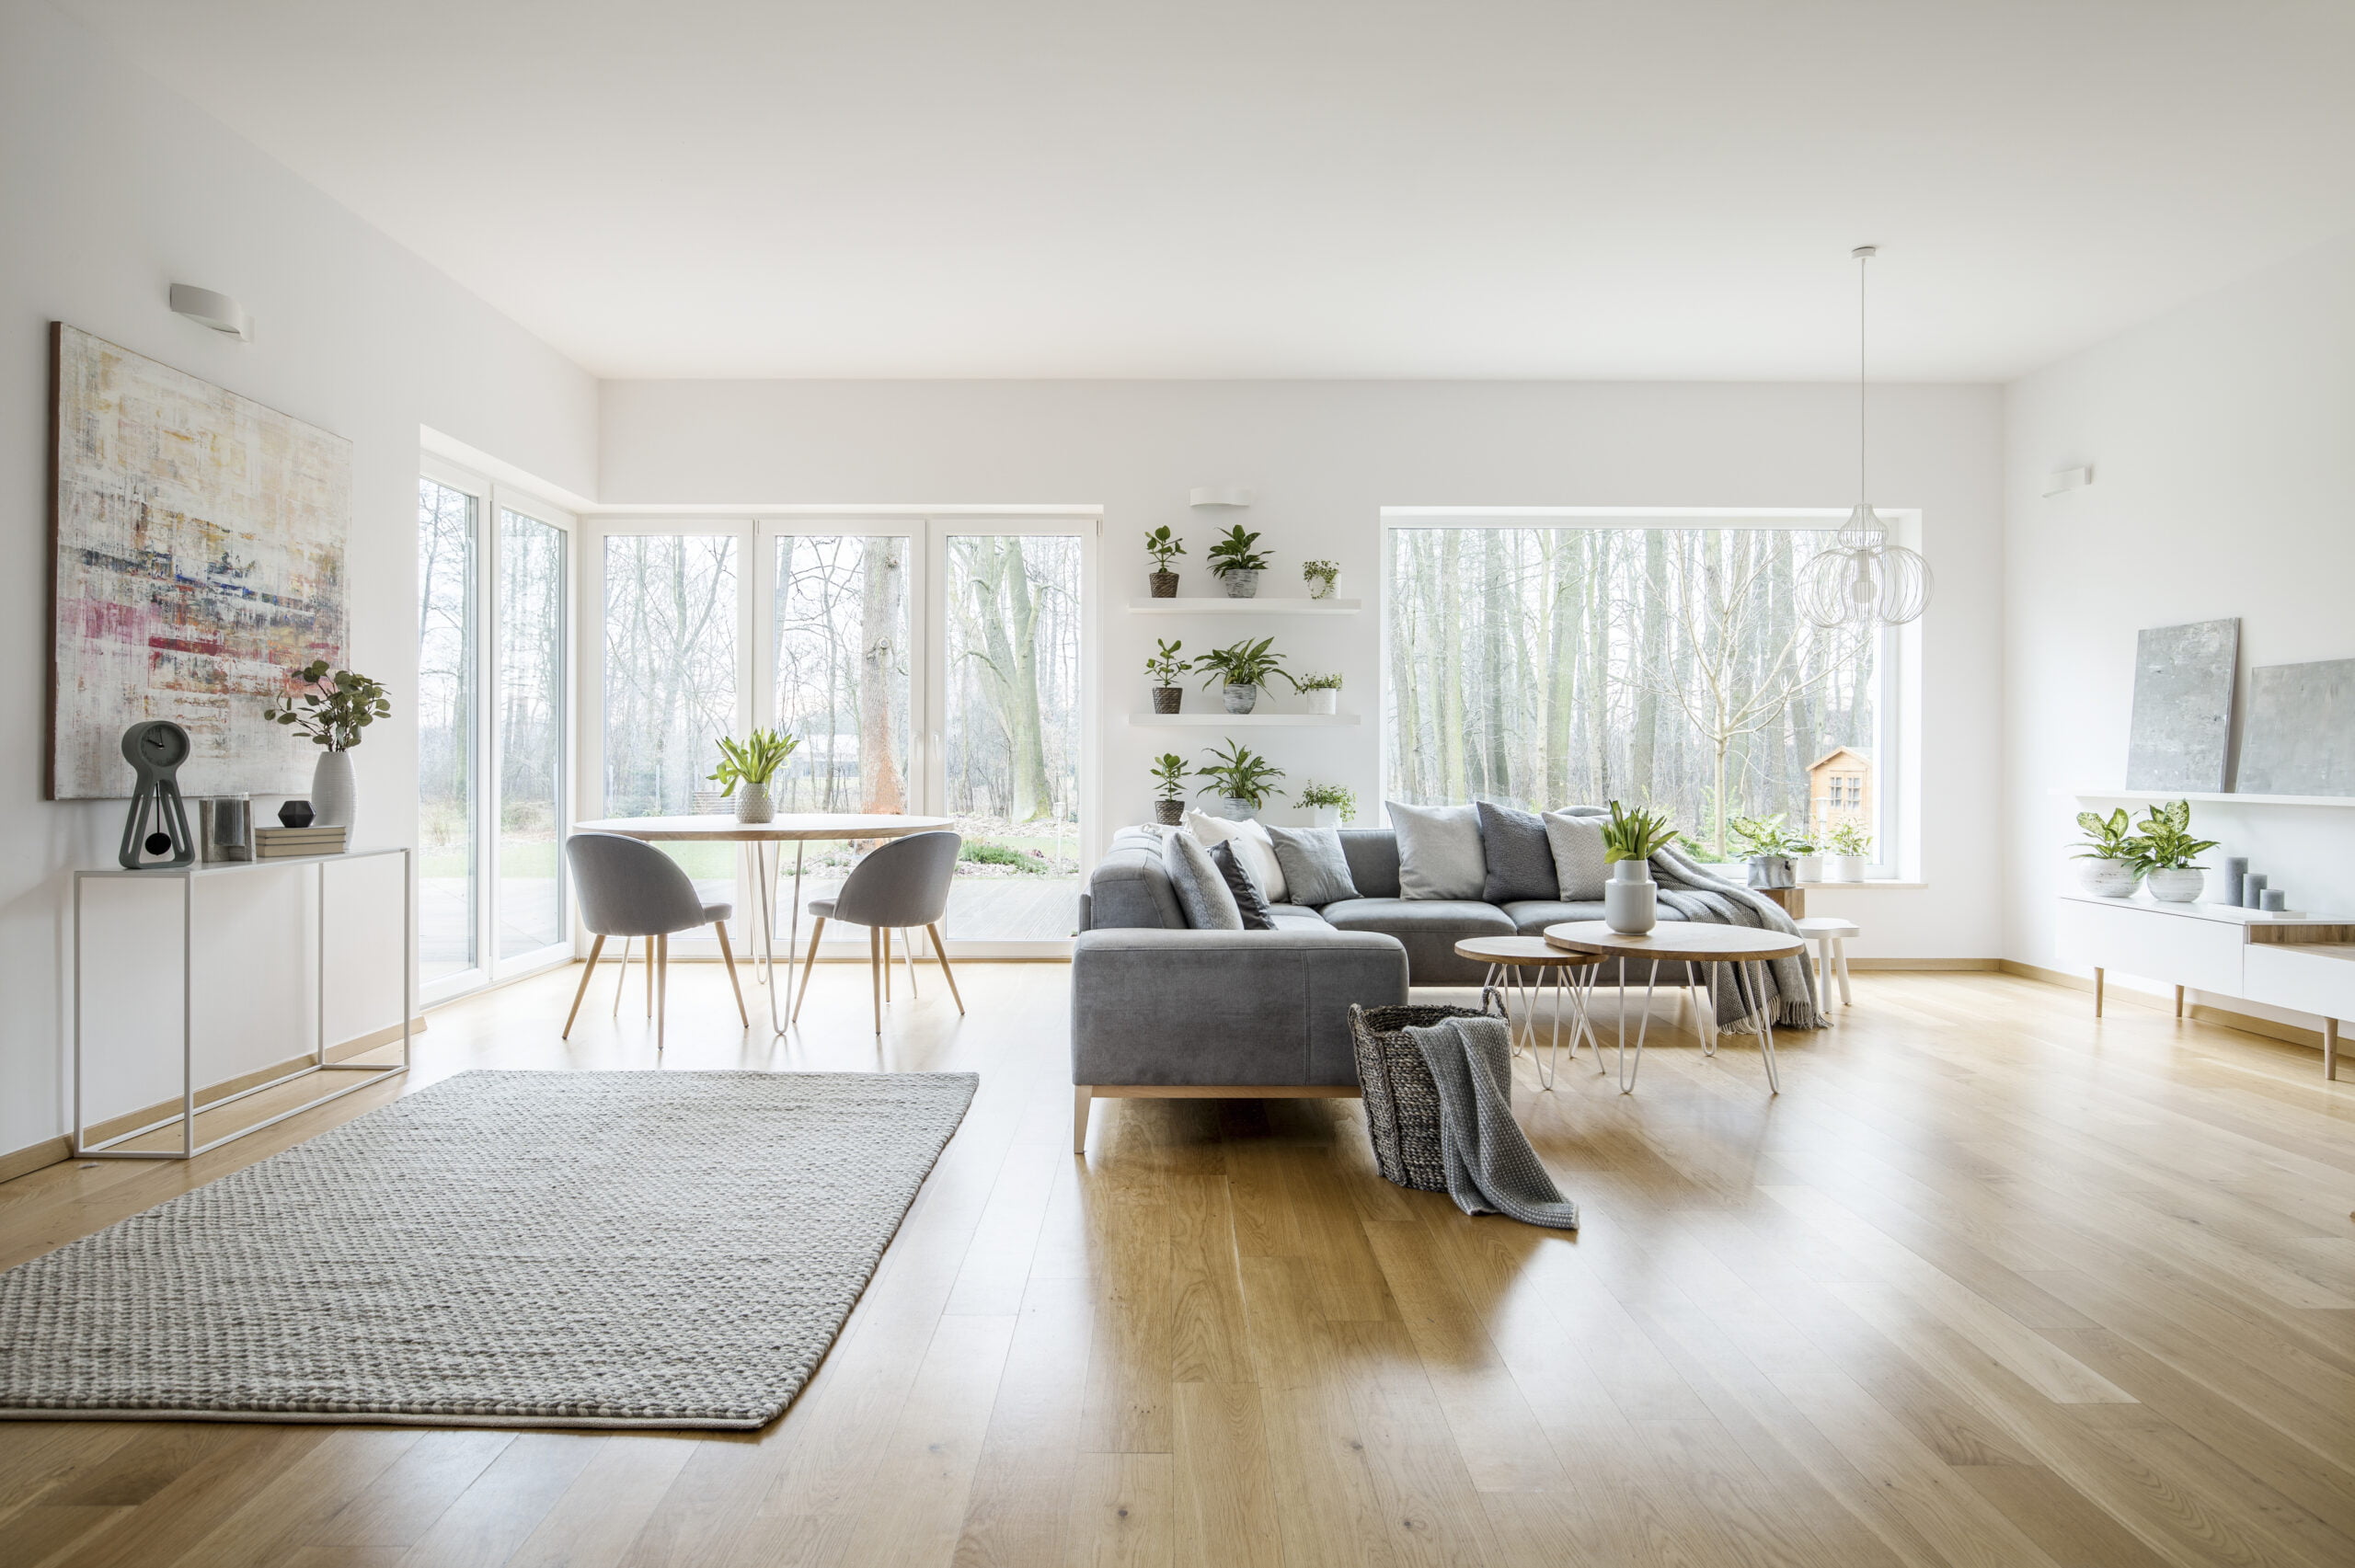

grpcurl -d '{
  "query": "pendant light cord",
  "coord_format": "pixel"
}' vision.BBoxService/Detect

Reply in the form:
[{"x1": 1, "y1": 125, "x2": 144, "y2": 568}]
[{"x1": 1857, "y1": 246, "x2": 1868, "y2": 506}]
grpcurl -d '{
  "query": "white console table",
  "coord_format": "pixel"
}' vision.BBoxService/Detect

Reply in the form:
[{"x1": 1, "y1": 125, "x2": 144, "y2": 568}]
[
  {"x1": 72, "y1": 848, "x2": 413, "y2": 1159},
  {"x1": 2055, "y1": 893, "x2": 2349, "y2": 1079}
]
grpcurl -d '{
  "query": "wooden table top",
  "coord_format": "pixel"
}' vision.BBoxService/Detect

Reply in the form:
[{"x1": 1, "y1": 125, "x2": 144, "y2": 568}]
[
  {"x1": 1453, "y1": 935, "x2": 1603, "y2": 967},
  {"x1": 1542, "y1": 921, "x2": 1806, "y2": 963},
  {"x1": 574, "y1": 814, "x2": 953, "y2": 843}
]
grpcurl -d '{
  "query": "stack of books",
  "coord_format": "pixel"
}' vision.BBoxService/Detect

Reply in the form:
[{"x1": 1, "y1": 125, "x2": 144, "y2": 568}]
[{"x1": 254, "y1": 825, "x2": 350, "y2": 859}]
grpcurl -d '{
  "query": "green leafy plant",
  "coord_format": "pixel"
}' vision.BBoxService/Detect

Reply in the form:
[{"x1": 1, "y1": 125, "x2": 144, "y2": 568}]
[
  {"x1": 1194, "y1": 741, "x2": 1286, "y2": 808},
  {"x1": 1825, "y1": 819, "x2": 1874, "y2": 857},
  {"x1": 1296, "y1": 782, "x2": 1356, "y2": 820},
  {"x1": 1144, "y1": 525, "x2": 1185, "y2": 571},
  {"x1": 1727, "y1": 812, "x2": 1810, "y2": 858},
  {"x1": 262, "y1": 660, "x2": 391, "y2": 750},
  {"x1": 2129, "y1": 799, "x2": 2218, "y2": 872},
  {"x1": 1205, "y1": 524, "x2": 1269, "y2": 577},
  {"x1": 1144, "y1": 638, "x2": 1192, "y2": 685},
  {"x1": 1600, "y1": 800, "x2": 1678, "y2": 864},
  {"x1": 1194, "y1": 636, "x2": 1299, "y2": 692},
  {"x1": 2071, "y1": 807, "x2": 2136, "y2": 862},
  {"x1": 707, "y1": 727, "x2": 799, "y2": 795},
  {"x1": 1295, "y1": 670, "x2": 1344, "y2": 692},
  {"x1": 1302, "y1": 559, "x2": 1338, "y2": 589},
  {"x1": 1149, "y1": 752, "x2": 1189, "y2": 802}
]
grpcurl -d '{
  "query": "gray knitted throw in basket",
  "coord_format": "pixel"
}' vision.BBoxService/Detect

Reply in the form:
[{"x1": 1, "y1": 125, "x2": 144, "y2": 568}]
[{"x1": 1350, "y1": 992, "x2": 1505, "y2": 1193}]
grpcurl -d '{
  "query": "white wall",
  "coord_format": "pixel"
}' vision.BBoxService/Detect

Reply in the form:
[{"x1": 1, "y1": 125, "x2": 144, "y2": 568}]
[
  {"x1": 2005, "y1": 230, "x2": 2355, "y2": 1011},
  {"x1": 0, "y1": 0, "x2": 597, "y2": 1157},
  {"x1": 603, "y1": 377, "x2": 2005, "y2": 960}
]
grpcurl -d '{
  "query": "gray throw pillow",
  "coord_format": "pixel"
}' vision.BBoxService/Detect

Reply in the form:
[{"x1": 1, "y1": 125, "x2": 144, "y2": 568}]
[
  {"x1": 1264, "y1": 825, "x2": 1361, "y2": 908},
  {"x1": 1387, "y1": 800, "x2": 1485, "y2": 900},
  {"x1": 1478, "y1": 801, "x2": 1558, "y2": 903},
  {"x1": 1543, "y1": 809, "x2": 1609, "y2": 899},
  {"x1": 1162, "y1": 830, "x2": 1243, "y2": 930},
  {"x1": 1209, "y1": 841, "x2": 1277, "y2": 930}
]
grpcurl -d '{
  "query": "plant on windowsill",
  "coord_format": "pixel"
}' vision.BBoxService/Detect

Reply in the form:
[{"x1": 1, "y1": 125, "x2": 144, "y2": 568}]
[
  {"x1": 709, "y1": 727, "x2": 799, "y2": 824},
  {"x1": 1728, "y1": 812, "x2": 1809, "y2": 890},
  {"x1": 1194, "y1": 740, "x2": 1286, "y2": 820},
  {"x1": 1144, "y1": 525, "x2": 1185, "y2": 597},
  {"x1": 1149, "y1": 752, "x2": 1190, "y2": 826},
  {"x1": 1296, "y1": 781, "x2": 1356, "y2": 829},
  {"x1": 2129, "y1": 799, "x2": 2217, "y2": 903},
  {"x1": 2069, "y1": 807, "x2": 2140, "y2": 898},
  {"x1": 1145, "y1": 639, "x2": 1191, "y2": 714},
  {"x1": 262, "y1": 659, "x2": 393, "y2": 834},
  {"x1": 1599, "y1": 801, "x2": 1678, "y2": 934},
  {"x1": 1295, "y1": 670, "x2": 1343, "y2": 715},
  {"x1": 1206, "y1": 524, "x2": 1270, "y2": 599},
  {"x1": 1822, "y1": 818, "x2": 1874, "y2": 884},
  {"x1": 1302, "y1": 559, "x2": 1339, "y2": 600},
  {"x1": 1194, "y1": 636, "x2": 1298, "y2": 715}
]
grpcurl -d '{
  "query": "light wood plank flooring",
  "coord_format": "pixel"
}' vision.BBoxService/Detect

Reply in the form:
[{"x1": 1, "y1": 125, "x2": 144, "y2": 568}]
[{"x1": 3, "y1": 962, "x2": 2353, "y2": 1567}]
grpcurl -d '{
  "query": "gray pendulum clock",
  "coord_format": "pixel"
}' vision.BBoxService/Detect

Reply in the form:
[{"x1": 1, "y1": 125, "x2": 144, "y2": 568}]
[{"x1": 119, "y1": 720, "x2": 197, "y2": 869}]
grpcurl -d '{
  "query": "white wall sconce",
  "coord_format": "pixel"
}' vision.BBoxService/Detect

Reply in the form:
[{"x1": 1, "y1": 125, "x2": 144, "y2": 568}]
[
  {"x1": 1189, "y1": 486, "x2": 1254, "y2": 509},
  {"x1": 170, "y1": 283, "x2": 251, "y2": 341},
  {"x1": 2042, "y1": 465, "x2": 2093, "y2": 497}
]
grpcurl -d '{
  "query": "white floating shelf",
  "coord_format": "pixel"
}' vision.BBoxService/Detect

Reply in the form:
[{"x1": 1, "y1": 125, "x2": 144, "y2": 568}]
[
  {"x1": 2065, "y1": 787, "x2": 2355, "y2": 810},
  {"x1": 1127, "y1": 713, "x2": 1360, "y2": 727},
  {"x1": 1129, "y1": 597, "x2": 1361, "y2": 614}
]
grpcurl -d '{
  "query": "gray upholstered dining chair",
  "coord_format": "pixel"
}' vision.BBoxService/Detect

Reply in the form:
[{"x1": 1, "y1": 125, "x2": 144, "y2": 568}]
[
  {"x1": 562, "y1": 830, "x2": 748, "y2": 1048},
  {"x1": 790, "y1": 830, "x2": 965, "y2": 1033}
]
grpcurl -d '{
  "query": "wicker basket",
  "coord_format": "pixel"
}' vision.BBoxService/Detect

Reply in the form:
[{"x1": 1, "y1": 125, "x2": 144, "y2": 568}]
[{"x1": 1350, "y1": 992, "x2": 1504, "y2": 1193}]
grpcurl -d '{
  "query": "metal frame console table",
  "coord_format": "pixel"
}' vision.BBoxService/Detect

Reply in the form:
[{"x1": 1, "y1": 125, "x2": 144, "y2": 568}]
[{"x1": 72, "y1": 847, "x2": 413, "y2": 1160}]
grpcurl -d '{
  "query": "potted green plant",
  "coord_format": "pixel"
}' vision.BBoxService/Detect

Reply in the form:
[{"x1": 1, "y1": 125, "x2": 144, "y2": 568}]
[
  {"x1": 1145, "y1": 638, "x2": 1191, "y2": 714},
  {"x1": 1149, "y1": 752, "x2": 1189, "y2": 826},
  {"x1": 2130, "y1": 799, "x2": 2218, "y2": 903},
  {"x1": 1823, "y1": 819, "x2": 1873, "y2": 883},
  {"x1": 1600, "y1": 801, "x2": 1678, "y2": 934},
  {"x1": 1302, "y1": 559, "x2": 1339, "y2": 600},
  {"x1": 2070, "y1": 808, "x2": 2140, "y2": 898},
  {"x1": 1144, "y1": 525, "x2": 1184, "y2": 598},
  {"x1": 1194, "y1": 740, "x2": 1286, "y2": 819},
  {"x1": 1194, "y1": 635, "x2": 1298, "y2": 715},
  {"x1": 1729, "y1": 812, "x2": 1800, "y2": 890},
  {"x1": 1297, "y1": 781, "x2": 1356, "y2": 829},
  {"x1": 262, "y1": 659, "x2": 392, "y2": 833},
  {"x1": 1296, "y1": 670, "x2": 1343, "y2": 715},
  {"x1": 708, "y1": 727, "x2": 799, "y2": 823},
  {"x1": 1206, "y1": 524, "x2": 1270, "y2": 599}
]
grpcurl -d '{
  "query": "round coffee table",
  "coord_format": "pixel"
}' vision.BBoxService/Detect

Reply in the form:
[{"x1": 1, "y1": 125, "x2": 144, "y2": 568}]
[
  {"x1": 1453, "y1": 936, "x2": 1605, "y2": 1089},
  {"x1": 1541, "y1": 921, "x2": 1807, "y2": 1094}
]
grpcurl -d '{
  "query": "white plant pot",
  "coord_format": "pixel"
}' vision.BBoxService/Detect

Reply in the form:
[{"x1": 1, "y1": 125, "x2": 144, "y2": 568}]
[
  {"x1": 1793, "y1": 853, "x2": 1822, "y2": 883},
  {"x1": 1308, "y1": 806, "x2": 1340, "y2": 829},
  {"x1": 309, "y1": 749, "x2": 356, "y2": 833},
  {"x1": 734, "y1": 783, "x2": 775, "y2": 824},
  {"x1": 1222, "y1": 682, "x2": 1259, "y2": 715},
  {"x1": 2077, "y1": 858, "x2": 2140, "y2": 898},
  {"x1": 1603, "y1": 858, "x2": 1658, "y2": 934},
  {"x1": 1304, "y1": 689, "x2": 1338, "y2": 715},
  {"x1": 2144, "y1": 866, "x2": 2204, "y2": 903},
  {"x1": 1822, "y1": 853, "x2": 1865, "y2": 883},
  {"x1": 1306, "y1": 576, "x2": 1337, "y2": 601}
]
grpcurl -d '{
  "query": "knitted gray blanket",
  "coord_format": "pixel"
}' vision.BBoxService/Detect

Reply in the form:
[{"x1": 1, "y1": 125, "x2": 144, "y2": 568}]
[{"x1": 1403, "y1": 1016, "x2": 1580, "y2": 1230}]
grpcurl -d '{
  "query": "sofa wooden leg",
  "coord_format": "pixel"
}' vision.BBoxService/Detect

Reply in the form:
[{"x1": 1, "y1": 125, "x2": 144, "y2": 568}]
[{"x1": 1073, "y1": 1085, "x2": 1092, "y2": 1155}]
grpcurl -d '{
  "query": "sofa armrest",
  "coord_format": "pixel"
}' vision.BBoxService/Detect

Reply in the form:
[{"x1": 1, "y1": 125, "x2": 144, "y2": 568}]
[{"x1": 1071, "y1": 928, "x2": 1407, "y2": 1088}]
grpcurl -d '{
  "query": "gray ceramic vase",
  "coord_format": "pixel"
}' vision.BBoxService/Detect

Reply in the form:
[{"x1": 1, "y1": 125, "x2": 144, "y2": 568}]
[
  {"x1": 1221, "y1": 568, "x2": 1262, "y2": 599},
  {"x1": 1223, "y1": 683, "x2": 1258, "y2": 714}
]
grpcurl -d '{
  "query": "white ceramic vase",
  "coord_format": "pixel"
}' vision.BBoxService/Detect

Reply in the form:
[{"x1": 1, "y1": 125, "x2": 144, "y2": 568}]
[
  {"x1": 1308, "y1": 806, "x2": 1340, "y2": 829},
  {"x1": 1793, "y1": 853, "x2": 1823, "y2": 882},
  {"x1": 1305, "y1": 689, "x2": 1338, "y2": 715},
  {"x1": 1603, "y1": 858, "x2": 1658, "y2": 934},
  {"x1": 2077, "y1": 858, "x2": 2140, "y2": 898},
  {"x1": 309, "y1": 748, "x2": 355, "y2": 833},
  {"x1": 2145, "y1": 865, "x2": 2204, "y2": 903},
  {"x1": 1307, "y1": 575, "x2": 1337, "y2": 601},
  {"x1": 735, "y1": 783, "x2": 775, "y2": 824},
  {"x1": 1823, "y1": 853, "x2": 1865, "y2": 883}
]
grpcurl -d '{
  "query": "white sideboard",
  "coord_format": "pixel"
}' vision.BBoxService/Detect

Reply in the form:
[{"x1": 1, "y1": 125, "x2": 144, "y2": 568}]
[{"x1": 2054, "y1": 894, "x2": 2349, "y2": 1079}]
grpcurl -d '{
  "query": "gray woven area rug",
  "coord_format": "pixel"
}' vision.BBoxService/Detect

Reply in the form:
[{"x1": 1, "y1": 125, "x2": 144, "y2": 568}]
[{"x1": 0, "y1": 1069, "x2": 977, "y2": 1430}]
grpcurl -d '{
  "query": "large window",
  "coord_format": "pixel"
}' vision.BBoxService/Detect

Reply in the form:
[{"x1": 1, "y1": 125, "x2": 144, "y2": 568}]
[
  {"x1": 417, "y1": 480, "x2": 477, "y2": 982},
  {"x1": 1385, "y1": 521, "x2": 1889, "y2": 866}
]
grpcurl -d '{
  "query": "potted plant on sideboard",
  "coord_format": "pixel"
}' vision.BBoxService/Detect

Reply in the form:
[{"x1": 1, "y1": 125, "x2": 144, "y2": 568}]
[
  {"x1": 1194, "y1": 740, "x2": 1286, "y2": 820},
  {"x1": 1297, "y1": 782, "x2": 1356, "y2": 829},
  {"x1": 1195, "y1": 636, "x2": 1298, "y2": 715},
  {"x1": 262, "y1": 659, "x2": 393, "y2": 833},
  {"x1": 2071, "y1": 807, "x2": 2141, "y2": 897},
  {"x1": 2131, "y1": 799, "x2": 2218, "y2": 903},
  {"x1": 1145, "y1": 638, "x2": 1191, "y2": 714},
  {"x1": 1296, "y1": 670, "x2": 1343, "y2": 715},
  {"x1": 1144, "y1": 525, "x2": 1184, "y2": 597},
  {"x1": 1822, "y1": 819, "x2": 1873, "y2": 883},
  {"x1": 1206, "y1": 524, "x2": 1270, "y2": 598},
  {"x1": 1149, "y1": 753, "x2": 1189, "y2": 826},
  {"x1": 708, "y1": 727, "x2": 799, "y2": 823},
  {"x1": 1600, "y1": 800, "x2": 1678, "y2": 934}
]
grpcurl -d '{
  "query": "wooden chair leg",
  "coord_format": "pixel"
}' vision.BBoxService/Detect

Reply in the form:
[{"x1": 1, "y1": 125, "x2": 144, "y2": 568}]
[
  {"x1": 791, "y1": 917, "x2": 827, "y2": 1023},
  {"x1": 655, "y1": 933, "x2": 669, "y2": 1053},
  {"x1": 612, "y1": 936, "x2": 631, "y2": 1014},
  {"x1": 716, "y1": 921, "x2": 749, "y2": 1028},
  {"x1": 928, "y1": 922, "x2": 965, "y2": 1014},
  {"x1": 870, "y1": 927, "x2": 882, "y2": 1035},
  {"x1": 1073, "y1": 1085, "x2": 1092, "y2": 1154},
  {"x1": 647, "y1": 931, "x2": 657, "y2": 1016},
  {"x1": 562, "y1": 935, "x2": 605, "y2": 1038},
  {"x1": 2094, "y1": 967, "x2": 2105, "y2": 1018},
  {"x1": 882, "y1": 925, "x2": 892, "y2": 1001}
]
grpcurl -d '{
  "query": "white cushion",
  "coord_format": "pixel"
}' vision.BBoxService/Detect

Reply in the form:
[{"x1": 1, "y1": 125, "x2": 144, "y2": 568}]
[
  {"x1": 1185, "y1": 810, "x2": 1288, "y2": 903},
  {"x1": 1542, "y1": 810, "x2": 1609, "y2": 900},
  {"x1": 1386, "y1": 800, "x2": 1485, "y2": 900}
]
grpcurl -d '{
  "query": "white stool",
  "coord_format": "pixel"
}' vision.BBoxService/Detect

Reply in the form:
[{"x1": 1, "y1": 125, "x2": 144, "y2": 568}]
[{"x1": 1796, "y1": 916, "x2": 1857, "y2": 1013}]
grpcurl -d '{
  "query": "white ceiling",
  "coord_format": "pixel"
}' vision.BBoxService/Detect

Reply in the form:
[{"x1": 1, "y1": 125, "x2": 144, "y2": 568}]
[{"x1": 63, "y1": 0, "x2": 2355, "y2": 381}]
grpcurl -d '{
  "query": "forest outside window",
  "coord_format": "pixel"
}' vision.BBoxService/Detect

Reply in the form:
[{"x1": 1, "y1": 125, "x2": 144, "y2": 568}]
[{"x1": 1384, "y1": 519, "x2": 1899, "y2": 876}]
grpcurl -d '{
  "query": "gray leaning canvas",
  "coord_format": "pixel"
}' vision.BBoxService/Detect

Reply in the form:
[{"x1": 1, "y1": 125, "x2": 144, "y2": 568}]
[
  {"x1": 2124, "y1": 618, "x2": 2238, "y2": 791},
  {"x1": 2238, "y1": 658, "x2": 2355, "y2": 796}
]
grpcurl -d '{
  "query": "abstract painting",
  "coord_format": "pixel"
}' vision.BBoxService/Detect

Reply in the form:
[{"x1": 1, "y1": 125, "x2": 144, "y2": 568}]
[
  {"x1": 2123, "y1": 617, "x2": 2238, "y2": 792},
  {"x1": 50, "y1": 325, "x2": 349, "y2": 799},
  {"x1": 2238, "y1": 658, "x2": 2355, "y2": 796}
]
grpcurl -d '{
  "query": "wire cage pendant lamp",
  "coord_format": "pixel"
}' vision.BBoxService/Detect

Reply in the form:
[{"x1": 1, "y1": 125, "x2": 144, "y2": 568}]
[{"x1": 1799, "y1": 245, "x2": 1933, "y2": 628}]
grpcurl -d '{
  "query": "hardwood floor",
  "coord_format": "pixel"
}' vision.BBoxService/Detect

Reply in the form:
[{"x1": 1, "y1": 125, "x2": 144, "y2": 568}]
[{"x1": 4, "y1": 961, "x2": 2353, "y2": 1567}]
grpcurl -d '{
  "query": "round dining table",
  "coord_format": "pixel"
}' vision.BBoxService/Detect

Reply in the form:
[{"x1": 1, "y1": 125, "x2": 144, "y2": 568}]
[{"x1": 574, "y1": 814, "x2": 953, "y2": 1032}]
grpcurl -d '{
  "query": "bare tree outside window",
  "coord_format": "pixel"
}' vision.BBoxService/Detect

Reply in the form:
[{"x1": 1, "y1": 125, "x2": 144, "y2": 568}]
[
  {"x1": 603, "y1": 533, "x2": 739, "y2": 902},
  {"x1": 417, "y1": 479, "x2": 476, "y2": 978}
]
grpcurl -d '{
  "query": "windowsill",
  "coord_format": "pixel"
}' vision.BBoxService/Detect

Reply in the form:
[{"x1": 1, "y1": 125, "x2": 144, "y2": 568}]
[{"x1": 1793, "y1": 879, "x2": 1926, "y2": 889}]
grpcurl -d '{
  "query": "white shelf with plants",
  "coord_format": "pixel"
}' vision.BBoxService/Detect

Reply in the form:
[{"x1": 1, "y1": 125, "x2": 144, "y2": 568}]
[
  {"x1": 1129, "y1": 597, "x2": 1361, "y2": 614},
  {"x1": 1137, "y1": 523, "x2": 1355, "y2": 611},
  {"x1": 1127, "y1": 712, "x2": 1359, "y2": 727}
]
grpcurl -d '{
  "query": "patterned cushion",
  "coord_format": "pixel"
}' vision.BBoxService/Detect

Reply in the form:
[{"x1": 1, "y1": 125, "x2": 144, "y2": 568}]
[
  {"x1": 1388, "y1": 800, "x2": 1486, "y2": 900},
  {"x1": 1209, "y1": 841, "x2": 1277, "y2": 930},
  {"x1": 1161, "y1": 831, "x2": 1243, "y2": 930},
  {"x1": 1477, "y1": 801, "x2": 1557, "y2": 903},
  {"x1": 1263, "y1": 825, "x2": 1362, "y2": 908}
]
